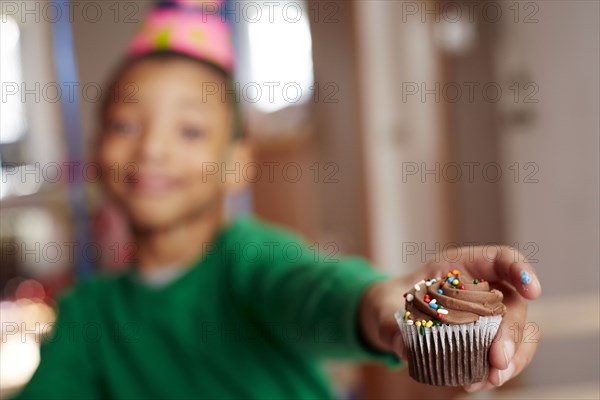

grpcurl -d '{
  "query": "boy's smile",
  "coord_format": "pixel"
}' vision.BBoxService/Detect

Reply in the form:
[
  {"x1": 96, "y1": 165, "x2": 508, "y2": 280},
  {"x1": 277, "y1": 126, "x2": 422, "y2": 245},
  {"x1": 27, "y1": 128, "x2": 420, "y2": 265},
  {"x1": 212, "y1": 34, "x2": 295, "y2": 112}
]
[{"x1": 128, "y1": 172, "x2": 181, "y2": 196}]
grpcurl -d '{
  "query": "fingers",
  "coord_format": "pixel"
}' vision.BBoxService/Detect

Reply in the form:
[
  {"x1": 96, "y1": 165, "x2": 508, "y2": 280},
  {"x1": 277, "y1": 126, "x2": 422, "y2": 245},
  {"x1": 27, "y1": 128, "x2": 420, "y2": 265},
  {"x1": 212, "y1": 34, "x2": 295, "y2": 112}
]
[
  {"x1": 465, "y1": 337, "x2": 540, "y2": 393},
  {"x1": 361, "y1": 278, "x2": 408, "y2": 355},
  {"x1": 420, "y1": 246, "x2": 541, "y2": 300},
  {"x1": 464, "y1": 283, "x2": 541, "y2": 393},
  {"x1": 488, "y1": 282, "x2": 526, "y2": 370},
  {"x1": 376, "y1": 311, "x2": 403, "y2": 351},
  {"x1": 392, "y1": 333, "x2": 407, "y2": 361},
  {"x1": 464, "y1": 380, "x2": 494, "y2": 392},
  {"x1": 487, "y1": 325, "x2": 541, "y2": 387},
  {"x1": 462, "y1": 245, "x2": 542, "y2": 300},
  {"x1": 375, "y1": 278, "x2": 412, "y2": 360},
  {"x1": 493, "y1": 246, "x2": 541, "y2": 300}
]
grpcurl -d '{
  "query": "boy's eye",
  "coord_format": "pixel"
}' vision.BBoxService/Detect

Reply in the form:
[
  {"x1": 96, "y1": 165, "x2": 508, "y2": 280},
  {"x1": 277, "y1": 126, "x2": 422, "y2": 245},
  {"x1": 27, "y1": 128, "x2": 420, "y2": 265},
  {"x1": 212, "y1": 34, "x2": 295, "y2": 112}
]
[
  {"x1": 181, "y1": 126, "x2": 205, "y2": 140},
  {"x1": 108, "y1": 120, "x2": 138, "y2": 135}
]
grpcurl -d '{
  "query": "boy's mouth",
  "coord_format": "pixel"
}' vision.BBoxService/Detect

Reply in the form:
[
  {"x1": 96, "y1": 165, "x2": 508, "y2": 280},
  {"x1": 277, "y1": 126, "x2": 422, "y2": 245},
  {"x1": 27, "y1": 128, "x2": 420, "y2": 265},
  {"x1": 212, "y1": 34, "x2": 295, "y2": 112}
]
[{"x1": 127, "y1": 173, "x2": 180, "y2": 195}]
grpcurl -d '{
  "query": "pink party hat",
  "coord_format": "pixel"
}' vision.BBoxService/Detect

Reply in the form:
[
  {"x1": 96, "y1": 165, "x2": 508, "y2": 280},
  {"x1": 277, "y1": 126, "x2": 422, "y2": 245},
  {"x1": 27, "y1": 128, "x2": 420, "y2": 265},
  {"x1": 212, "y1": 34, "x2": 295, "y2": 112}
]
[{"x1": 128, "y1": 0, "x2": 235, "y2": 73}]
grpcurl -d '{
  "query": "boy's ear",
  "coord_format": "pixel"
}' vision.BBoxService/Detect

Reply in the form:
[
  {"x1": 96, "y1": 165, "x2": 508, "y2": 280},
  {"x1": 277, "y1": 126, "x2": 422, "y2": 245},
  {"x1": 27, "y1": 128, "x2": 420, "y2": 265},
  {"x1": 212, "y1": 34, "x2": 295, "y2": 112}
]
[{"x1": 223, "y1": 139, "x2": 254, "y2": 194}]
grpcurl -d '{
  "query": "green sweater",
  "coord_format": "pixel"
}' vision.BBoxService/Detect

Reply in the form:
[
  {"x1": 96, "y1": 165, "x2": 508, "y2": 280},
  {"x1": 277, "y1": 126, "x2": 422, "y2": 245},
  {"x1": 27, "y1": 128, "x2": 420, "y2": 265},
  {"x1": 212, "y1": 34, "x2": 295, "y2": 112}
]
[{"x1": 15, "y1": 216, "x2": 400, "y2": 399}]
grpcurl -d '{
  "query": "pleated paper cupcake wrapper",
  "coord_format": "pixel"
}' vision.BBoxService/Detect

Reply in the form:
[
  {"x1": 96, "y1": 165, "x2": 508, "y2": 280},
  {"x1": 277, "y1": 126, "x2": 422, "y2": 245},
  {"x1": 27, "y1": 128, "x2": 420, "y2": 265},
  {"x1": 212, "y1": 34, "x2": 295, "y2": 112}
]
[{"x1": 395, "y1": 313, "x2": 502, "y2": 386}]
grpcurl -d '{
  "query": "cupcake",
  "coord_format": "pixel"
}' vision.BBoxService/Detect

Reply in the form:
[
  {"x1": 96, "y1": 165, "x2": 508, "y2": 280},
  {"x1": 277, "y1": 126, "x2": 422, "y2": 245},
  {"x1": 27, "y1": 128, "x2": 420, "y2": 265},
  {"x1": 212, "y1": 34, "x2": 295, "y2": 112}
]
[{"x1": 394, "y1": 269, "x2": 506, "y2": 386}]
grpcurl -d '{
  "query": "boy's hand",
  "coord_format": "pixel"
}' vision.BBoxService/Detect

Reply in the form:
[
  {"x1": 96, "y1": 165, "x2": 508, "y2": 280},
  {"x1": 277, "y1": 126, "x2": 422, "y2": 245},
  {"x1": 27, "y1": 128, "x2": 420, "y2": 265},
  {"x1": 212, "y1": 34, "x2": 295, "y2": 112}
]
[{"x1": 359, "y1": 246, "x2": 542, "y2": 392}]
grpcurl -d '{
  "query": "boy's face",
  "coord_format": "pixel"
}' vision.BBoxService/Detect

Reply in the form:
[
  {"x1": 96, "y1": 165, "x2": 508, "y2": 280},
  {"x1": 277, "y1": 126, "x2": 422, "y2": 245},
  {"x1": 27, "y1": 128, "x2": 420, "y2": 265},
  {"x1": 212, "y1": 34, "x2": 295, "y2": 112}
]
[{"x1": 98, "y1": 58, "x2": 239, "y2": 231}]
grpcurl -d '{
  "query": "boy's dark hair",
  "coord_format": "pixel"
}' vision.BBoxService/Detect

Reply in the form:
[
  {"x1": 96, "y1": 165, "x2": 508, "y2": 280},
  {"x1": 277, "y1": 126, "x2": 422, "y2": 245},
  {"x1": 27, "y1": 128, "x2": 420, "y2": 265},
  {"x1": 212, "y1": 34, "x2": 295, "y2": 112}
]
[{"x1": 100, "y1": 50, "x2": 244, "y2": 140}]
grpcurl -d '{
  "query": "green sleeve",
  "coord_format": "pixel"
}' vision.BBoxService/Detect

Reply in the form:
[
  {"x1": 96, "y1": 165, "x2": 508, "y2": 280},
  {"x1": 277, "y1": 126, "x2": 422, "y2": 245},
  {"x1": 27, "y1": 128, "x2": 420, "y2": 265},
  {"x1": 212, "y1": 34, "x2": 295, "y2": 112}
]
[
  {"x1": 12, "y1": 290, "x2": 100, "y2": 400},
  {"x1": 230, "y1": 219, "x2": 402, "y2": 367}
]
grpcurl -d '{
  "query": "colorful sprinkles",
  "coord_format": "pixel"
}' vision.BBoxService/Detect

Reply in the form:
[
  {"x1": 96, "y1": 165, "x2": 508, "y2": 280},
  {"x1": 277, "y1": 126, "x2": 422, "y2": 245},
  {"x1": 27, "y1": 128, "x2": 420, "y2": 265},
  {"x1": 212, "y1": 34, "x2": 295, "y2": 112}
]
[{"x1": 402, "y1": 268, "x2": 491, "y2": 335}]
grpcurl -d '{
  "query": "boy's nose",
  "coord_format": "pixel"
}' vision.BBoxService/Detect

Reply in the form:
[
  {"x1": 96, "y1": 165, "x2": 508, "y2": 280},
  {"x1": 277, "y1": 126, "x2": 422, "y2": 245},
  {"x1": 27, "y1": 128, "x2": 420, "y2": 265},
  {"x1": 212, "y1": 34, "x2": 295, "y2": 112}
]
[{"x1": 136, "y1": 126, "x2": 168, "y2": 163}]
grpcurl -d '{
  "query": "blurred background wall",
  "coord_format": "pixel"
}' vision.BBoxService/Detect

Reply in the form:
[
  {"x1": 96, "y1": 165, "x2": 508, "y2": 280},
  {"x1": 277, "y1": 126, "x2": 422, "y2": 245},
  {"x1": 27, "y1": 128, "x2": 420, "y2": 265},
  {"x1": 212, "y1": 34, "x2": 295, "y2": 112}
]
[{"x1": 1, "y1": 0, "x2": 598, "y2": 399}]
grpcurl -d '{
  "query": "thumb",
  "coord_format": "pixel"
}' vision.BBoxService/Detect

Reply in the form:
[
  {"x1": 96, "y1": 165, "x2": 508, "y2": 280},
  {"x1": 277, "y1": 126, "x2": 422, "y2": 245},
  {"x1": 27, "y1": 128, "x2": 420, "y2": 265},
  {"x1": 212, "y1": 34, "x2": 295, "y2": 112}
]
[{"x1": 392, "y1": 333, "x2": 407, "y2": 361}]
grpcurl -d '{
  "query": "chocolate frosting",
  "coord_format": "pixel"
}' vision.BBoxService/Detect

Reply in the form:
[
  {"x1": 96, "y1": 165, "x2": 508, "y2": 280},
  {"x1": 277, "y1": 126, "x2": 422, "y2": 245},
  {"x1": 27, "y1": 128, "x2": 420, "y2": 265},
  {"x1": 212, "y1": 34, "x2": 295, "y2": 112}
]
[{"x1": 404, "y1": 271, "x2": 506, "y2": 325}]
